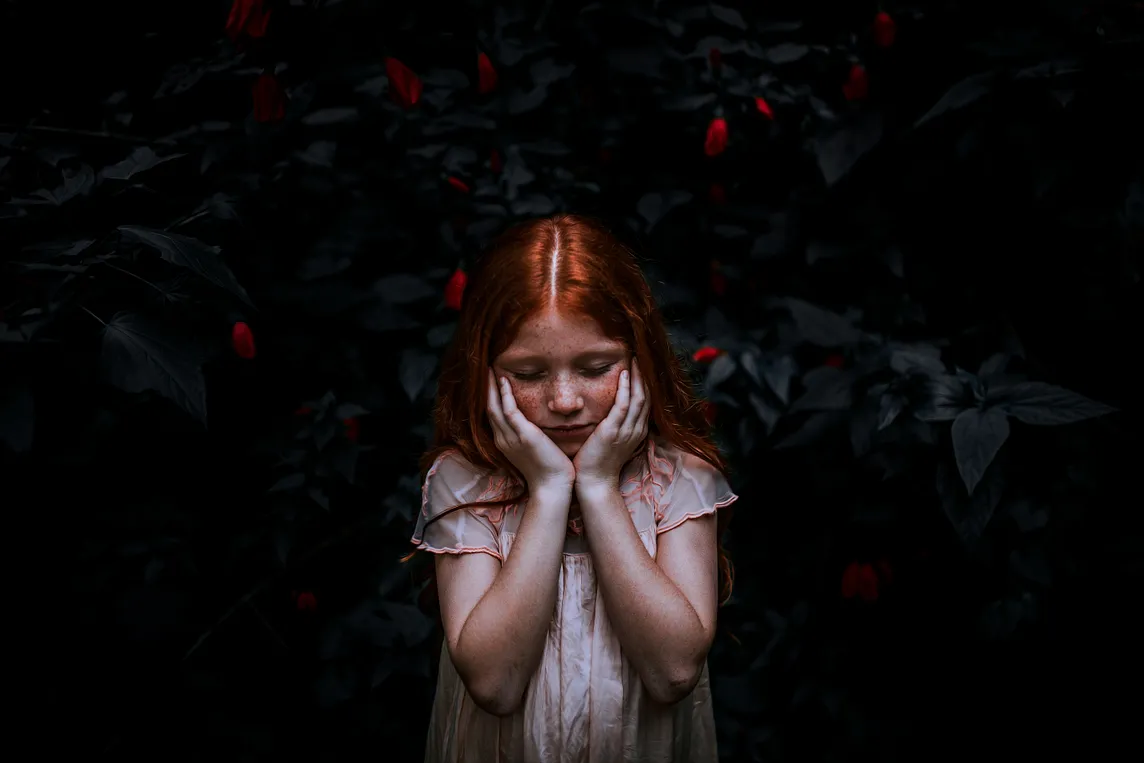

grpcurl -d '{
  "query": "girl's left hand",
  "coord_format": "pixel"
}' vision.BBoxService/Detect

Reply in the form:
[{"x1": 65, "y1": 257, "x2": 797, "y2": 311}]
[{"x1": 573, "y1": 357, "x2": 650, "y2": 490}]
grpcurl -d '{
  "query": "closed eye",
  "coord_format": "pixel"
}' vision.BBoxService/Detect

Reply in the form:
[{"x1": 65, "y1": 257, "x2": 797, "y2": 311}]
[{"x1": 512, "y1": 364, "x2": 615, "y2": 381}]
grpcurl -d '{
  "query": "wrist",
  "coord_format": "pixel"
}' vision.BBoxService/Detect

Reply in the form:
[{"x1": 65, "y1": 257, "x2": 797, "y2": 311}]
[
  {"x1": 574, "y1": 474, "x2": 620, "y2": 496},
  {"x1": 533, "y1": 480, "x2": 574, "y2": 499}
]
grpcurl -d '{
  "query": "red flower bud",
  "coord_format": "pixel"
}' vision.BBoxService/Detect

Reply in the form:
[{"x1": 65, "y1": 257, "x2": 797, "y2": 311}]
[
  {"x1": 872, "y1": 12, "x2": 897, "y2": 48},
  {"x1": 444, "y1": 268, "x2": 467, "y2": 311},
  {"x1": 293, "y1": 590, "x2": 318, "y2": 613},
  {"x1": 755, "y1": 96, "x2": 774, "y2": 120},
  {"x1": 231, "y1": 321, "x2": 256, "y2": 359},
  {"x1": 708, "y1": 183, "x2": 726, "y2": 204},
  {"x1": 447, "y1": 176, "x2": 470, "y2": 193},
  {"x1": 709, "y1": 261, "x2": 727, "y2": 296},
  {"x1": 841, "y1": 561, "x2": 880, "y2": 602},
  {"x1": 843, "y1": 64, "x2": 869, "y2": 101},
  {"x1": 709, "y1": 47, "x2": 723, "y2": 72},
  {"x1": 704, "y1": 117, "x2": 729, "y2": 157},
  {"x1": 692, "y1": 346, "x2": 721, "y2": 363},
  {"x1": 343, "y1": 417, "x2": 360, "y2": 443},
  {"x1": 824, "y1": 353, "x2": 845, "y2": 368},
  {"x1": 477, "y1": 52, "x2": 498, "y2": 94},
  {"x1": 489, "y1": 149, "x2": 502, "y2": 173},
  {"x1": 294, "y1": 405, "x2": 313, "y2": 416},
  {"x1": 386, "y1": 57, "x2": 422, "y2": 109},
  {"x1": 225, "y1": 0, "x2": 271, "y2": 42},
  {"x1": 251, "y1": 74, "x2": 287, "y2": 123}
]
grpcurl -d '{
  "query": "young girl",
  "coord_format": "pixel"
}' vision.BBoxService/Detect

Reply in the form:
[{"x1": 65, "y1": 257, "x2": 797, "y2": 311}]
[{"x1": 404, "y1": 214, "x2": 738, "y2": 762}]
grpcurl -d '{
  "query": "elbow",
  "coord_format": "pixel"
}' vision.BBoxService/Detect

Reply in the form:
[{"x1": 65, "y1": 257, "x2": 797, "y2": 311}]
[
  {"x1": 468, "y1": 680, "x2": 524, "y2": 718},
  {"x1": 647, "y1": 667, "x2": 701, "y2": 707}
]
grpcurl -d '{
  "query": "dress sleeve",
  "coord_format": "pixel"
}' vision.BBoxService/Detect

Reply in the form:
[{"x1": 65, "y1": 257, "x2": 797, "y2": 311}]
[
  {"x1": 656, "y1": 448, "x2": 738, "y2": 534},
  {"x1": 409, "y1": 451, "x2": 503, "y2": 561}
]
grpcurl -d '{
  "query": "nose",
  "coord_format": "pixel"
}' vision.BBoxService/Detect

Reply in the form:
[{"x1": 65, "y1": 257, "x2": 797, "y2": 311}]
[{"x1": 547, "y1": 375, "x2": 584, "y2": 415}]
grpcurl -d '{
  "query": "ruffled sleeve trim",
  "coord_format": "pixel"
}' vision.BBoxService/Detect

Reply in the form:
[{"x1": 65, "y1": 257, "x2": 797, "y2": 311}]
[
  {"x1": 409, "y1": 449, "x2": 505, "y2": 561},
  {"x1": 655, "y1": 493, "x2": 738, "y2": 535},
  {"x1": 651, "y1": 441, "x2": 738, "y2": 534}
]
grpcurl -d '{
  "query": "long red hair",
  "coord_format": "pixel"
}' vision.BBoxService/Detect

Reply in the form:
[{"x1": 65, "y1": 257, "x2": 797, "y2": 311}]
[{"x1": 400, "y1": 214, "x2": 736, "y2": 606}]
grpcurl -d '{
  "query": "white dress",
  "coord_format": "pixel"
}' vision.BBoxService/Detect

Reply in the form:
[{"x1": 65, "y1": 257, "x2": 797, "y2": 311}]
[{"x1": 410, "y1": 435, "x2": 739, "y2": 763}]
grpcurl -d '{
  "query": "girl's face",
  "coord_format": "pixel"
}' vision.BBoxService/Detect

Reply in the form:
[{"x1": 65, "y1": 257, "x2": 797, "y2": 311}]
[{"x1": 492, "y1": 309, "x2": 631, "y2": 457}]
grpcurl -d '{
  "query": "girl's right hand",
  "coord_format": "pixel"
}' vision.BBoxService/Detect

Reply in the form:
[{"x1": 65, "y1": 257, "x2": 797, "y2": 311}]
[{"x1": 486, "y1": 368, "x2": 576, "y2": 492}]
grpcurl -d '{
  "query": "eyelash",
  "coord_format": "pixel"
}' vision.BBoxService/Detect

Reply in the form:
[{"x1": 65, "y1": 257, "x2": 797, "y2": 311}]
[{"x1": 511, "y1": 365, "x2": 615, "y2": 382}]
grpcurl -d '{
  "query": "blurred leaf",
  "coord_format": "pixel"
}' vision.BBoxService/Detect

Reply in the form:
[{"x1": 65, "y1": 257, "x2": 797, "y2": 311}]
[
  {"x1": 0, "y1": 380, "x2": 34, "y2": 452},
  {"x1": 399, "y1": 349, "x2": 438, "y2": 402}
]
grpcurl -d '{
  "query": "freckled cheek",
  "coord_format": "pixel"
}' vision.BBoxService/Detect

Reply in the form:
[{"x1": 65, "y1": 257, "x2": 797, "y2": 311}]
[{"x1": 508, "y1": 375, "x2": 621, "y2": 419}]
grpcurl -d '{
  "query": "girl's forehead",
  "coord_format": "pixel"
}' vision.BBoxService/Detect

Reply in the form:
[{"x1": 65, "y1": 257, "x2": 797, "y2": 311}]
[{"x1": 499, "y1": 310, "x2": 626, "y2": 359}]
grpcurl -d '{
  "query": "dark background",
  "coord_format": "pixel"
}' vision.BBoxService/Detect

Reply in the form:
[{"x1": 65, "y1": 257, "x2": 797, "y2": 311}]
[{"x1": 3, "y1": 1, "x2": 1141, "y2": 761}]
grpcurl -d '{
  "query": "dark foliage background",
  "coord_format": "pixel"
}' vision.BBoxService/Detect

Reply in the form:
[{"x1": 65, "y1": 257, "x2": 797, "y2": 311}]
[{"x1": 3, "y1": 1, "x2": 1141, "y2": 760}]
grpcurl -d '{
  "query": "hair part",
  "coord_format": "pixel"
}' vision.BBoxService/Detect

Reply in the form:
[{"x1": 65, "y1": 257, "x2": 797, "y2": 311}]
[{"x1": 401, "y1": 214, "x2": 736, "y2": 609}]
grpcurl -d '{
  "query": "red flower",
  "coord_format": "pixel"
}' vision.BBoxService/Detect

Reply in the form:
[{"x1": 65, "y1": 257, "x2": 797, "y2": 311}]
[
  {"x1": 704, "y1": 117, "x2": 729, "y2": 157},
  {"x1": 386, "y1": 57, "x2": 422, "y2": 109},
  {"x1": 231, "y1": 321, "x2": 256, "y2": 359},
  {"x1": 225, "y1": 0, "x2": 271, "y2": 42},
  {"x1": 343, "y1": 417, "x2": 360, "y2": 443},
  {"x1": 251, "y1": 74, "x2": 287, "y2": 123},
  {"x1": 843, "y1": 64, "x2": 869, "y2": 101},
  {"x1": 872, "y1": 12, "x2": 897, "y2": 48},
  {"x1": 709, "y1": 47, "x2": 723, "y2": 72},
  {"x1": 710, "y1": 261, "x2": 727, "y2": 296},
  {"x1": 692, "y1": 346, "x2": 721, "y2": 363},
  {"x1": 841, "y1": 562, "x2": 880, "y2": 602},
  {"x1": 708, "y1": 182, "x2": 726, "y2": 205},
  {"x1": 293, "y1": 590, "x2": 318, "y2": 613},
  {"x1": 824, "y1": 353, "x2": 845, "y2": 368},
  {"x1": 755, "y1": 96, "x2": 774, "y2": 120},
  {"x1": 447, "y1": 176, "x2": 470, "y2": 193},
  {"x1": 598, "y1": 148, "x2": 612, "y2": 165},
  {"x1": 489, "y1": 149, "x2": 502, "y2": 173},
  {"x1": 477, "y1": 52, "x2": 498, "y2": 94},
  {"x1": 444, "y1": 268, "x2": 467, "y2": 311}
]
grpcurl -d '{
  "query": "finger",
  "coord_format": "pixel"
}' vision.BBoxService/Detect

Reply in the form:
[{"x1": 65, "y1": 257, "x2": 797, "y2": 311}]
[
  {"x1": 607, "y1": 367, "x2": 632, "y2": 434},
  {"x1": 487, "y1": 369, "x2": 509, "y2": 439},
  {"x1": 497, "y1": 376, "x2": 529, "y2": 440}
]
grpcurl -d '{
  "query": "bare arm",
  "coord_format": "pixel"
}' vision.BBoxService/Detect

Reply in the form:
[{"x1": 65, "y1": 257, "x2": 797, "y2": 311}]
[
  {"x1": 436, "y1": 482, "x2": 571, "y2": 716},
  {"x1": 577, "y1": 481, "x2": 718, "y2": 705}
]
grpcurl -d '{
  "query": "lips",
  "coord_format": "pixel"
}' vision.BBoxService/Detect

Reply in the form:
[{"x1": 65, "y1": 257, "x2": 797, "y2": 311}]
[{"x1": 546, "y1": 424, "x2": 594, "y2": 437}]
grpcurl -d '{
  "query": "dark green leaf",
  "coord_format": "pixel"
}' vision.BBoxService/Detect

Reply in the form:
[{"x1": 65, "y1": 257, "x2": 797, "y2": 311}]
[
  {"x1": 915, "y1": 71, "x2": 996, "y2": 128},
  {"x1": 269, "y1": 473, "x2": 305, "y2": 492},
  {"x1": 938, "y1": 458, "x2": 1006, "y2": 543},
  {"x1": 399, "y1": 348, "x2": 438, "y2": 402},
  {"x1": 99, "y1": 312, "x2": 206, "y2": 423},
  {"x1": 790, "y1": 367, "x2": 853, "y2": 412},
  {"x1": 991, "y1": 381, "x2": 1117, "y2": 425},
  {"x1": 951, "y1": 407, "x2": 1010, "y2": 495},
  {"x1": 118, "y1": 226, "x2": 254, "y2": 307},
  {"x1": 0, "y1": 380, "x2": 34, "y2": 452},
  {"x1": 374, "y1": 274, "x2": 437, "y2": 305}
]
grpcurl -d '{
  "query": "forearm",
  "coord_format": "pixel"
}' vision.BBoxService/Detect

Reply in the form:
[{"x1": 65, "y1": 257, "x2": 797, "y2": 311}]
[
  {"x1": 577, "y1": 481, "x2": 708, "y2": 704},
  {"x1": 456, "y1": 484, "x2": 571, "y2": 713}
]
